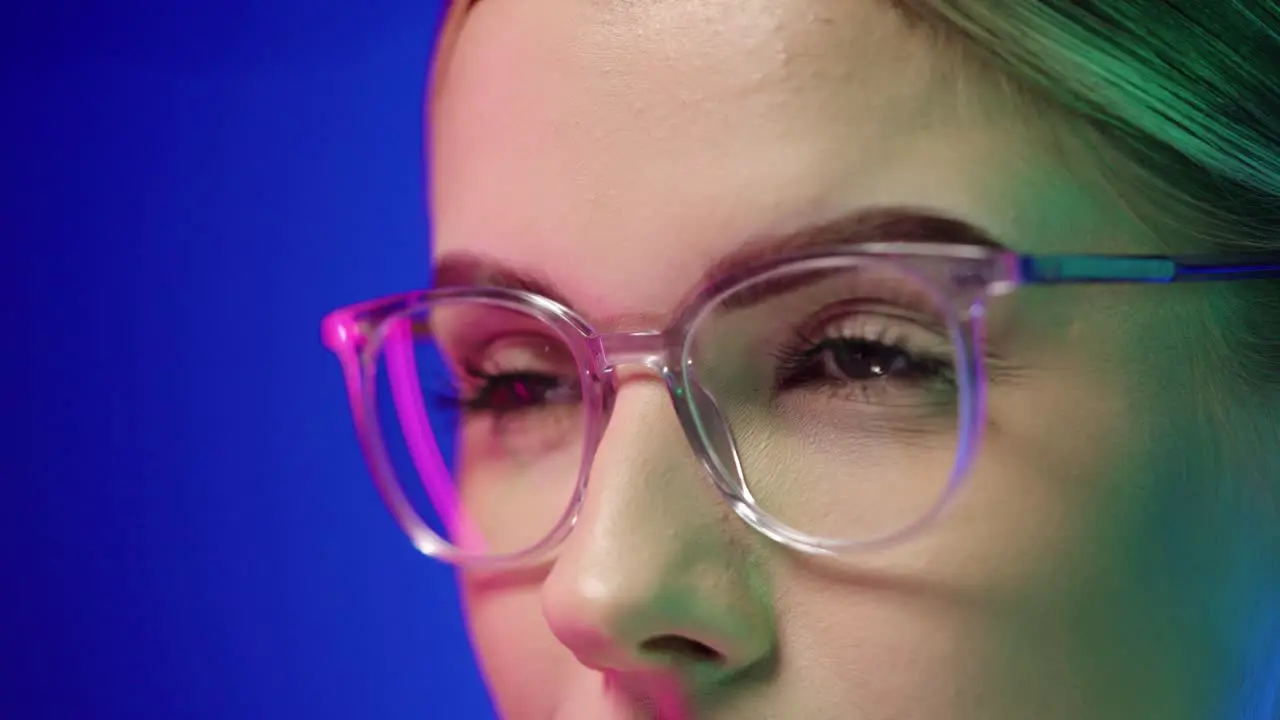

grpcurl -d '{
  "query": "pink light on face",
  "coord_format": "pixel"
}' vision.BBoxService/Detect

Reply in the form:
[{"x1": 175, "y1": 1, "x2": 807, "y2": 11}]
[
  {"x1": 604, "y1": 670, "x2": 691, "y2": 720},
  {"x1": 651, "y1": 679, "x2": 690, "y2": 720}
]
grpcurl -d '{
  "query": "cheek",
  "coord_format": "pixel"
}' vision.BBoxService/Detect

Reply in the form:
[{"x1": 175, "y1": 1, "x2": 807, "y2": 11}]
[
  {"x1": 461, "y1": 576, "x2": 573, "y2": 717},
  {"x1": 769, "y1": 555, "x2": 1133, "y2": 720},
  {"x1": 769, "y1": 577, "x2": 977, "y2": 717},
  {"x1": 758, "y1": 379, "x2": 1153, "y2": 716},
  {"x1": 929, "y1": 287, "x2": 1170, "y2": 590},
  {"x1": 920, "y1": 360, "x2": 1147, "y2": 606}
]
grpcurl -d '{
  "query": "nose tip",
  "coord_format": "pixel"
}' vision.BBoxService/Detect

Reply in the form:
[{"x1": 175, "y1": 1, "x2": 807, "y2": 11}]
[
  {"x1": 550, "y1": 597, "x2": 732, "y2": 666},
  {"x1": 541, "y1": 564, "x2": 772, "y2": 684},
  {"x1": 547, "y1": 606, "x2": 727, "y2": 673}
]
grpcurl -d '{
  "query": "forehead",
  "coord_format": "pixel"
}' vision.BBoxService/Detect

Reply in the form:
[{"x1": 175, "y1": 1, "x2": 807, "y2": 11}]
[{"x1": 428, "y1": 0, "x2": 1142, "y2": 317}]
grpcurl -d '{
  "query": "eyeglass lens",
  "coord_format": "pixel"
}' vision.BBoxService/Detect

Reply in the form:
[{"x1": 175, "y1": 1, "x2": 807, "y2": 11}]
[{"x1": 366, "y1": 258, "x2": 964, "y2": 557}]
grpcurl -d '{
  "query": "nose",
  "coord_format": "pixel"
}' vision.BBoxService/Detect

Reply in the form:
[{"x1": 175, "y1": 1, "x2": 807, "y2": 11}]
[{"x1": 540, "y1": 383, "x2": 776, "y2": 687}]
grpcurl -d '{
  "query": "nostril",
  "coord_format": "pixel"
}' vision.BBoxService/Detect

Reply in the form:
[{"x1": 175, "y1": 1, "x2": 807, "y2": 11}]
[{"x1": 640, "y1": 634, "x2": 726, "y2": 664}]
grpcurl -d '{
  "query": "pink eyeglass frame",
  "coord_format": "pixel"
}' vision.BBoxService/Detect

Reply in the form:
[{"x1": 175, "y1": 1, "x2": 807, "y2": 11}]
[{"x1": 321, "y1": 241, "x2": 1280, "y2": 568}]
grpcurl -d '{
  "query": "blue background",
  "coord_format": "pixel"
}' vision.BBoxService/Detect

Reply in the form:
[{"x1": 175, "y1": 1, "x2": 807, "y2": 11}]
[{"x1": 2, "y1": 2, "x2": 493, "y2": 718}]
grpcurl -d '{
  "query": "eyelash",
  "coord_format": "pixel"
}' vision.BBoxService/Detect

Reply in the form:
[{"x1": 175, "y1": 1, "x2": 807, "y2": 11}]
[
  {"x1": 770, "y1": 320, "x2": 957, "y2": 396},
  {"x1": 433, "y1": 362, "x2": 578, "y2": 416},
  {"x1": 429, "y1": 313, "x2": 959, "y2": 415}
]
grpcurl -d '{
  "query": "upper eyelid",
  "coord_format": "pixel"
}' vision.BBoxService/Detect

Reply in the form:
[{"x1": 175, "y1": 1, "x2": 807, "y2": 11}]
[
  {"x1": 798, "y1": 312, "x2": 954, "y2": 362},
  {"x1": 817, "y1": 313, "x2": 943, "y2": 342}
]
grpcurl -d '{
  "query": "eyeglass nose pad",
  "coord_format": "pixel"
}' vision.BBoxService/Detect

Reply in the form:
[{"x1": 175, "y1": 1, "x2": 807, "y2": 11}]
[{"x1": 685, "y1": 380, "x2": 756, "y2": 504}]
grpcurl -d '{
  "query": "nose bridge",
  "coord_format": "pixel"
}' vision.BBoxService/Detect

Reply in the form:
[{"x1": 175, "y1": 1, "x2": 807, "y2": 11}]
[
  {"x1": 538, "y1": 375, "x2": 775, "y2": 681},
  {"x1": 592, "y1": 329, "x2": 681, "y2": 374},
  {"x1": 589, "y1": 326, "x2": 749, "y2": 509}
]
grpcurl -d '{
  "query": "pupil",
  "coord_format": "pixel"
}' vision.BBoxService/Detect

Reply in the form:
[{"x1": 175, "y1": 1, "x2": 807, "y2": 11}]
[
  {"x1": 492, "y1": 381, "x2": 530, "y2": 408},
  {"x1": 830, "y1": 341, "x2": 910, "y2": 380},
  {"x1": 487, "y1": 375, "x2": 554, "y2": 410}
]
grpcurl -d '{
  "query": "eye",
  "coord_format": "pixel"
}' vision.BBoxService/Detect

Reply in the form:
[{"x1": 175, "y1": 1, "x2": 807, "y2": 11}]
[
  {"x1": 462, "y1": 368, "x2": 578, "y2": 413},
  {"x1": 818, "y1": 337, "x2": 947, "y2": 384},
  {"x1": 773, "y1": 311, "x2": 955, "y2": 406},
  {"x1": 431, "y1": 333, "x2": 581, "y2": 417}
]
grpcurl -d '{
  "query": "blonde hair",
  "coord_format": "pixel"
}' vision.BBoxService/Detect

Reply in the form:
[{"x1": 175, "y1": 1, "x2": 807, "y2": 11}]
[
  {"x1": 892, "y1": 1, "x2": 1280, "y2": 391},
  {"x1": 429, "y1": 1, "x2": 469, "y2": 101}
]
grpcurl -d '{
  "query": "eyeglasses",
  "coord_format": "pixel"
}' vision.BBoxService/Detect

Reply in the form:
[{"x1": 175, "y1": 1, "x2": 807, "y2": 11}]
[{"x1": 321, "y1": 241, "x2": 1280, "y2": 568}]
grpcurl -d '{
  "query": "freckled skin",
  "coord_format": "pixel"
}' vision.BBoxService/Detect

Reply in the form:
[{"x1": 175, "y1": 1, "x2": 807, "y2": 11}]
[{"x1": 426, "y1": 1, "x2": 1269, "y2": 717}]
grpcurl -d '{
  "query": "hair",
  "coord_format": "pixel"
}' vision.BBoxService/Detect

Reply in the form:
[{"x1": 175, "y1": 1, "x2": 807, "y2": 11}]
[{"x1": 889, "y1": 1, "x2": 1280, "y2": 394}]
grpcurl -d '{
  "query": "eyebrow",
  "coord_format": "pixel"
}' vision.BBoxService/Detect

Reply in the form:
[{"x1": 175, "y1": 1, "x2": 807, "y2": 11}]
[{"x1": 430, "y1": 207, "x2": 1004, "y2": 320}]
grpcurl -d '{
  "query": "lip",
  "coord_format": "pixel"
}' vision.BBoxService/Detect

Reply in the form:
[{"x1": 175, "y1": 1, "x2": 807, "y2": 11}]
[
  {"x1": 550, "y1": 667, "x2": 693, "y2": 720},
  {"x1": 551, "y1": 689, "x2": 655, "y2": 720},
  {"x1": 602, "y1": 671, "x2": 690, "y2": 720}
]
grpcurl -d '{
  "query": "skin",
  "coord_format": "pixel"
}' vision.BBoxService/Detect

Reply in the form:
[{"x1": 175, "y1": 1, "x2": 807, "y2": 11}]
[{"x1": 425, "y1": 0, "x2": 1273, "y2": 717}]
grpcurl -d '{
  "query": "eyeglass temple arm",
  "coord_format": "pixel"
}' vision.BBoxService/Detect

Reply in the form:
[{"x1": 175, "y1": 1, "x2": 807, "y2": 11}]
[
  {"x1": 323, "y1": 303, "x2": 490, "y2": 553},
  {"x1": 1018, "y1": 254, "x2": 1280, "y2": 285}
]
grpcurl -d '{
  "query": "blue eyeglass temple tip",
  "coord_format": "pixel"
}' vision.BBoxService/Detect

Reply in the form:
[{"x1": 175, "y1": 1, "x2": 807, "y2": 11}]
[{"x1": 1019, "y1": 254, "x2": 1280, "y2": 285}]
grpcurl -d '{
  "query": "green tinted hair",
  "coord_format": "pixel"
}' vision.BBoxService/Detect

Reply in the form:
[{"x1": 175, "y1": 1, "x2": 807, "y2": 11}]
[{"x1": 894, "y1": 1, "x2": 1280, "y2": 391}]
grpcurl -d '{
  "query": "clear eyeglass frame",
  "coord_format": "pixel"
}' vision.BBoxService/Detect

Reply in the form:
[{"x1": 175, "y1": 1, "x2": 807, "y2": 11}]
[{"x1": 321, "y1": 240, "x2": 1280, "y2": 568}]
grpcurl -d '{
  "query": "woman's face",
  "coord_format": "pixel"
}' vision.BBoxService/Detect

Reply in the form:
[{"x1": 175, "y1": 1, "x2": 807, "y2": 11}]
[{"x1": 427, "y1": 1, "x2": 1259, "y2": 718}]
